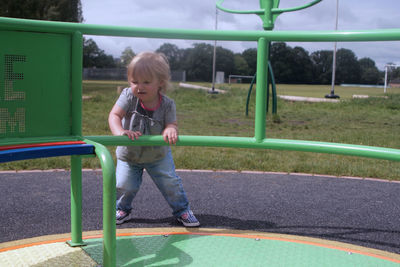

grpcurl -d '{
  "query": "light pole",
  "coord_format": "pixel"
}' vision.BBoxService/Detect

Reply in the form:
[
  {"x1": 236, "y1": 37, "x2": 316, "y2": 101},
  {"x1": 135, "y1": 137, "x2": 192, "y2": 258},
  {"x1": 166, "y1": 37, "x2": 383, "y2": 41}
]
[
  {"x1": 325, "y1": 0, "x2": 340, "y2": 99},
  {"x1": 209, "y1": 7, "x2": 219, "y2": 94}
]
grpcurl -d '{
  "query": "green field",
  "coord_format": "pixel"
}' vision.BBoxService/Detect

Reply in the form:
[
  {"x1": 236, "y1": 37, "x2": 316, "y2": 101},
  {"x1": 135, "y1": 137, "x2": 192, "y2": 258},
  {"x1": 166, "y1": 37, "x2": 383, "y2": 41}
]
[{"x1": 2, "y1": 81, "x2": 400, "y2": 181}]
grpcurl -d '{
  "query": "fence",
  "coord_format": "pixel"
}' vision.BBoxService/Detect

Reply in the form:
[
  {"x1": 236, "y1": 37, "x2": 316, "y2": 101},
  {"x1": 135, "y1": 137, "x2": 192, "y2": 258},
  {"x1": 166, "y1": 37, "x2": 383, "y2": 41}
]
[
  {"x1": 83, "y1": 68, "x2": 126, "y2": 80},
  {"x1": 83, "y1": 68, "x2": 186, "y2": 81}
]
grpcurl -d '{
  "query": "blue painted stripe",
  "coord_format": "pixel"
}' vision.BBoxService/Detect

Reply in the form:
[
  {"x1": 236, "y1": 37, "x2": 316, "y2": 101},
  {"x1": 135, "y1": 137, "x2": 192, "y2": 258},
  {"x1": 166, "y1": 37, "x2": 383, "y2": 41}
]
[{"x1": 0, "y1": 144, "x2": 95, "y2": 163}]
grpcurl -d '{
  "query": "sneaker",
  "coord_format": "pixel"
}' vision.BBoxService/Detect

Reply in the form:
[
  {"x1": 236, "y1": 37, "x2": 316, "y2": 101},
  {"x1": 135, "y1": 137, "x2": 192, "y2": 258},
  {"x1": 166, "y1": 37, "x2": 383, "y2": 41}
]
[
  {"x1": 116, "y1": 209, "x2": 130, "y2": 224},
  {"x1": 177, "y1": 210, "x2": 200, "y2": 227}
]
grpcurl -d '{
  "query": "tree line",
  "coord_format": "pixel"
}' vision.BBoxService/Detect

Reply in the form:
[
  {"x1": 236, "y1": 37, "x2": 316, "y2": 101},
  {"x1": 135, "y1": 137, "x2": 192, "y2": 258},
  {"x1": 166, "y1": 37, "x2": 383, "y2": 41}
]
[
  {"x1": 87, "y1": 41, "x2": 385, "y2": 85},
  {"x1": 0, "y1": 0, "x2": 83, "y2": 22}
]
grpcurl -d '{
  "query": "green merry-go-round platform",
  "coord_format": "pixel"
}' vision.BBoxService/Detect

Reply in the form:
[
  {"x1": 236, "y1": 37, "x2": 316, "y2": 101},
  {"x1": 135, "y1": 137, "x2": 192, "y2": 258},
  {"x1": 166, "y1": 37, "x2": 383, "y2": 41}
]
[{"x1": 1, "y1": 228, "x2": 400, "y2": 266}]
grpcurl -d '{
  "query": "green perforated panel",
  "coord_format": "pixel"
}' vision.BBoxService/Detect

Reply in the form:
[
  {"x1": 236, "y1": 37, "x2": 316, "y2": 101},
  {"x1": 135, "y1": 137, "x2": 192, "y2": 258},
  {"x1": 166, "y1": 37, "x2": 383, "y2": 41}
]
[{"x1": 0, "y1": 30, "x2": 71, "y2": 138}]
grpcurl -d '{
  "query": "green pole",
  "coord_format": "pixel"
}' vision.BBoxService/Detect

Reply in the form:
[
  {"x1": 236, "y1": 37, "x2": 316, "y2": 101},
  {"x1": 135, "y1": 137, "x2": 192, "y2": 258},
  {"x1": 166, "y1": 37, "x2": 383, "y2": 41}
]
[
  {"x1": 68, "y1": 31, "x2": 84, "y2": 247},
  {"x1": 261, "y1": 0, "x2": 274, "y2": 30},
  {"x1": 102, "y1": 150, "x2": 116, "y2": 267},
  {"x1": 69, "y1": 155, "x2": 84, "y2": 246},
  {"x1": 254, "y1": 37, "x2": 268, "y2": 142}
]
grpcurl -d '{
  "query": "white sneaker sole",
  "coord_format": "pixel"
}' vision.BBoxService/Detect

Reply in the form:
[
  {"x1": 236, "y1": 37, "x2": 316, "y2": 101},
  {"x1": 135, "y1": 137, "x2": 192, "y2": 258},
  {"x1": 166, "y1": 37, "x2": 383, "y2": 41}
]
[{"x1": 177, "y1": 218, "x2": 200, "y2": 227}]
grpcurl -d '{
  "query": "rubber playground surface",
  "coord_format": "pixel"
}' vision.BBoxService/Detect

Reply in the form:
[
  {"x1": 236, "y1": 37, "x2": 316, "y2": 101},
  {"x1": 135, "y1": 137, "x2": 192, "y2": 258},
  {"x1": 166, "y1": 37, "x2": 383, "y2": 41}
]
[{"x1": 0, "y1": 170, "x2": 399, "y2": 266}]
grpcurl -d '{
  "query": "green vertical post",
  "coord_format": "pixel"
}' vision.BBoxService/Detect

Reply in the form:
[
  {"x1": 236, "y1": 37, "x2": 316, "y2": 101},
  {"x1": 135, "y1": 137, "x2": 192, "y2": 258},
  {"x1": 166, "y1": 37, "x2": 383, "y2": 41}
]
[
  {"x1": 69, "y1": 31, "x2": 84, "y2": 246},
  {"x1": 254, "y1": 37, "x2": 269, "y2": 142},
  {"x1": 102, "y1": 149, "x2": 117, "y2": 267},
  {"x1": 69, "y1": 155, "x2": 84, "y2": 246},
  {"x1": 260, "y1": 0, "x2": 274, "y2": 30}
]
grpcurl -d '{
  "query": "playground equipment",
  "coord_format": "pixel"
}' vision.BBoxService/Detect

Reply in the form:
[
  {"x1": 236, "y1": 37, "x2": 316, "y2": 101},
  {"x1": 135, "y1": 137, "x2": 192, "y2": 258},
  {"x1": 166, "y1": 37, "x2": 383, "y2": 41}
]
[
  {"x1": 1, "y1": 1, "x2": 400, "y2": 266},
  {"x1": 217, "y1": 0, "x2": 322, "y2": 116},
  {"x1": 0, "y1": 27, "x2": 116, "y2": 266},
  {"x1": 246, "y1": 60, "x2": 278, "y2": 116}
]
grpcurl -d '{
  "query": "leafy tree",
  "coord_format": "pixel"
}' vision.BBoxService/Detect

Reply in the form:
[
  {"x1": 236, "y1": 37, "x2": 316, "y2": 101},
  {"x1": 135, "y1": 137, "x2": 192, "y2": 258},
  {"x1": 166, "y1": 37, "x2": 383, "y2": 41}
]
[
  {"x1": 290, "y1": 46, "x2": 313, "y2": 83},
  {"x1": 310, "y1": 50, "x2": 333, "y2": 84},
  {"x1": 156, "y1": 43, "x2": 184, "y2": 71},
  {"x1": 0, "y1": 0, "x2": 120, "y2": 69},
  {"x1": 0, "y1": 0, "x2": 83, "y2": 22},
  {"x1": 269, "y1": 43, "x2": 312, "y2": 84},
  {"x1": 270, "y1": 42, "x2": 291, "y2": 83},
  {"x1": 83, "y1": 38, "x2": 116, "y2": 68},
  {"x1": 269, "y1": 43, "x2": 291, "y2": 83},
  {"x1": 183, "y1": 43, "x2": 235, "y2": 82},
  {"x1": 361, "y1": 68, "x2": 382, "y2": 85},
  {"x1": 242, "y1": 48, "x2": 257, "y2": 75},
  {"x1": 216, "y1": 46, "x2": 235, "y2": 79},
  {"x1": 335, "y1": 48, "x2": 361, "y2": 84},
  {"x1": 120, "y1": 47, "x2": 135, "y2": 67},
  {"x1": 311, "y1": 49, "x2": 366, "y2": 84},
  {"x1": 233, "y1": 54, "x2": 250, "y2": 76},
  {"x1": 183, "y1": 43, "x2": 212, "y2": 81},
  {"x1": 359, "y1": 57, "x2": 381, "y2": 84}
]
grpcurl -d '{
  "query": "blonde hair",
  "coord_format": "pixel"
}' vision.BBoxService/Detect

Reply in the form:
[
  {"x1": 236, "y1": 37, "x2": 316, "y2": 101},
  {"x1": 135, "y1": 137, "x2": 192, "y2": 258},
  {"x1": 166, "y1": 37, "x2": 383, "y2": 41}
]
[{"x1": 127, "y1": 52, "x2": 171, "y2": 93}]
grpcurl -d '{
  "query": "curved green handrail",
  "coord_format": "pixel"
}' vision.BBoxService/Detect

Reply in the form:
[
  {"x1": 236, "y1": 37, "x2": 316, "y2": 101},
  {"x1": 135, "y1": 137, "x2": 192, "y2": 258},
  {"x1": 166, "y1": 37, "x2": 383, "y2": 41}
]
[
  {"x1": 269, "y1": 61, "x2": 277, "y2": 114},
  {"x1": 216, "y1": 0, "x2": 322, "y2": 30},
  {"x1": 84, "y1": 139, "x2": 116, "y2": 267},
  {"x1": 85, "y1": 135, "x2": 400, "y2": 162},
  {"x1": 273, "y1": 0, "x2": 322, "y2": 14},
  {"x1": 216, "y1": 0, "x2": 321, "y2": 15},
  {"x1": 246, "y1": 74, "x2": 257, "y2": 116},
  {"x1": 245, "y1": 61, "x2": 277, "y2": 116},
  {"x1": 216, "y1": 0, "x2": 265, "y2": 14}
]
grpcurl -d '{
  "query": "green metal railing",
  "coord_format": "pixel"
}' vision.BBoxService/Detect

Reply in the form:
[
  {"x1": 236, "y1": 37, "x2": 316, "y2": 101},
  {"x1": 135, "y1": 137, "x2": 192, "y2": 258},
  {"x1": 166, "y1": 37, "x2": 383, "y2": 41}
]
[
  {"x1": 217, "y1": 0, "x2": 323, "y2": 30},
  {"x1": 1, "y1": 14, "x2": 400, "y2": 267},
  {"x1": 2, "y1": 16, "x2": 400, "y2": 41}
]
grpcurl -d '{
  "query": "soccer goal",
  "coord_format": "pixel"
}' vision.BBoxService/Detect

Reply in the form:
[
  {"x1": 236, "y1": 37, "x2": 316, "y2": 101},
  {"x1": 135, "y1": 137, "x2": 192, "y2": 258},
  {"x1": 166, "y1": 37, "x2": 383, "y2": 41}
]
[{"x1": 384, "y1": 63, "x2": 399, "y2": 93}]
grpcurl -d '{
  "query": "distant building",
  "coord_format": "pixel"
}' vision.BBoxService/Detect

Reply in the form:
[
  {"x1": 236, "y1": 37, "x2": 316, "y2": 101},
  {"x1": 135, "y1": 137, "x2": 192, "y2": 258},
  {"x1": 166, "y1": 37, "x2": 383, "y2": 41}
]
[{"x1": 83, "y1": 68, "x2": 126, "y2": 80}]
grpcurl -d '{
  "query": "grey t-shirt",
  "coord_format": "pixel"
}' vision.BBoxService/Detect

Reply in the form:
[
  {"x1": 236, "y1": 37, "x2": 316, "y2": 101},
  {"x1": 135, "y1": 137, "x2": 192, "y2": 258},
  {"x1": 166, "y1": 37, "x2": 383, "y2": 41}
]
[{"x1": 115, "y1": 87, "x2": 176, "y2": 164}]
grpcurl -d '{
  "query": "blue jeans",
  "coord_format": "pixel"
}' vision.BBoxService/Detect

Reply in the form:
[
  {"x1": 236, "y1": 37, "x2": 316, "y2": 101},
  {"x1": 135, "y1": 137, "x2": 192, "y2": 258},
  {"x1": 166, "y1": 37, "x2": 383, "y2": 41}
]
[{"x1": 116, "y1": 149, "x2": 189, "y2": 218}]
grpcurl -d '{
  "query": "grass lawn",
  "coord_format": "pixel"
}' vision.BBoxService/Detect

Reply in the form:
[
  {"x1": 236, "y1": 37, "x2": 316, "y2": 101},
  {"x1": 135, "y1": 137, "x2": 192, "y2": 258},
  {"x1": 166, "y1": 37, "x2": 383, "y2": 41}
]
[{"x1": 2, "y1": 81, "x2": 400, "y2": 181}]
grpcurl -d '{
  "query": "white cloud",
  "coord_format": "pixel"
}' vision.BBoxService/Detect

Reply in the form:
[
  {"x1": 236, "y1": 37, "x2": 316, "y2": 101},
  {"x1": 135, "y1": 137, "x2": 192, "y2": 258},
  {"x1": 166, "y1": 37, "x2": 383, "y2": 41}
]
[{"x1": 81, "y1": 0, "x2": 400, "y2": 70}]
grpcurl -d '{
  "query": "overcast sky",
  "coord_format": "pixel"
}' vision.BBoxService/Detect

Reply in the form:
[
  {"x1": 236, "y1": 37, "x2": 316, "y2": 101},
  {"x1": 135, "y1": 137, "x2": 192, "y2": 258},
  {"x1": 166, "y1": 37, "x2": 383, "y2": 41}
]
[{"x1": 81, "y1": 0, "x2": 400, "y2": 70}]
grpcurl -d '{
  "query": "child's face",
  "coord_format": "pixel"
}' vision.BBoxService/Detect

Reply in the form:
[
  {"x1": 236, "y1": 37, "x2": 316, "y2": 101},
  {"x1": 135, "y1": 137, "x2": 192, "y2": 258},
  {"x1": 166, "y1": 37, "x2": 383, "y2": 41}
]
[{"x1": 130, "y1": 76, "x2": 163, "y2": 106}]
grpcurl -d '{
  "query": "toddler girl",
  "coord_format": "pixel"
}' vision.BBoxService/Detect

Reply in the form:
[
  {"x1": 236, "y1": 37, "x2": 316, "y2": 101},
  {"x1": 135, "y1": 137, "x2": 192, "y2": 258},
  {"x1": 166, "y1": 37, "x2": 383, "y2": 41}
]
[{"x1": 108, "y1": 52, "x2": 199, "y2": 227}]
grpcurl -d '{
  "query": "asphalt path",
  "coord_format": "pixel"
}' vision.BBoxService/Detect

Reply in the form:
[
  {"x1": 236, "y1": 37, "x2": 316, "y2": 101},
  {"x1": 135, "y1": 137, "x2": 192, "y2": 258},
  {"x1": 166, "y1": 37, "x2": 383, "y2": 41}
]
[{"x1": 0, "y1": 170, "x2": 399, "y2": 255}]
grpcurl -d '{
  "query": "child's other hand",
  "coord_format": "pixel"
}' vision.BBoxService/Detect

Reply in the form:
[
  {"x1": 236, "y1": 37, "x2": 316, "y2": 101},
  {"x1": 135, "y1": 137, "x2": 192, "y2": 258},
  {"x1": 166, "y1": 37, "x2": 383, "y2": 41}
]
[
  {"x1": 163, "y1": 127, "x2": 178, "y2": 145},
  {"x1": 122, "y1": 130, "x2": 142, "y2": 141}
]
